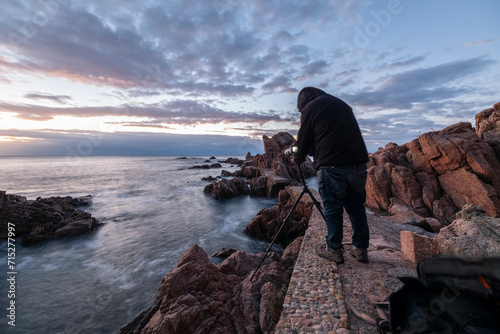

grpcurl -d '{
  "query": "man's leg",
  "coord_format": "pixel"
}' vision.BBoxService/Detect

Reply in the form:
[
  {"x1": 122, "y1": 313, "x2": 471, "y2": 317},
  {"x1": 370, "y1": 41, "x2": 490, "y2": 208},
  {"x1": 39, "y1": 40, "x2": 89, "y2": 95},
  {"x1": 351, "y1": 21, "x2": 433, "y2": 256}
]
[
  {"x1": 317, "y1": 168, "x2": 348, "y2": 250},
  {"x1": 345, "y1": 166, "x2": 369, "y2": 262}
]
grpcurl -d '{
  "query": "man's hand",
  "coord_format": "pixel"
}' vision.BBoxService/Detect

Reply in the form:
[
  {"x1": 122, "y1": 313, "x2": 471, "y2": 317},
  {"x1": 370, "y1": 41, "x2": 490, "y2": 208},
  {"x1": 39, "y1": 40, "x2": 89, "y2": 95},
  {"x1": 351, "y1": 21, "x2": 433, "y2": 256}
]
[{"x1": 283, "y1": 147, "x2": 293, "y2": 157}]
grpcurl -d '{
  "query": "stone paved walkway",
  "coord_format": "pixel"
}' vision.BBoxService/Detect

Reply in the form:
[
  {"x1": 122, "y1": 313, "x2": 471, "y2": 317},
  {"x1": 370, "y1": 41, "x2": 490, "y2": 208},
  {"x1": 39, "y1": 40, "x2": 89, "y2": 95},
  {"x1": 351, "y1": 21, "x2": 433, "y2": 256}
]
[
  {"x1": 274, "y1": 186, "x2": 416, "y2": 334},
  {"x1": 274, "y1": 187, "x2": 350, "y2": 334}
]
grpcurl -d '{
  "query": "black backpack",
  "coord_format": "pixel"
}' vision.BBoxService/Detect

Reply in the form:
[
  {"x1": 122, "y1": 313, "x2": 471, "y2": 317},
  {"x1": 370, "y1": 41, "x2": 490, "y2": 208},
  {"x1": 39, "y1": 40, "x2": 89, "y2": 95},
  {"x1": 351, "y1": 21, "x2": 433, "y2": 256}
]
[{"x1": 355, "y1": 256, "x2": 500, "y2": 333}]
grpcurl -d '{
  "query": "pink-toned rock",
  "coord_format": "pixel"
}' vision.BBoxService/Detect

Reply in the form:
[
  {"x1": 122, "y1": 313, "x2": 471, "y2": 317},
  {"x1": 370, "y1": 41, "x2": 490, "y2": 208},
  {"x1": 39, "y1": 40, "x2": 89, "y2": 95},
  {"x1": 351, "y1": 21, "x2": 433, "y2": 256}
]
[
  {"x1": 414, "y1": 172, "x2": 441, "y2": 211},
  {"x1": 127, "y1": 243, "x2": 296, "y2": 334},
  {"x1": 367, "y1": 142, "x2": 407, "y2": 168},
  {"x1": 366, "y1": 107, "x2": 500, "y2": 223},
  {"x1": 417, "y1": 123, "x2": 470, "y2": 174},
  {"x1": 204, "y1": 177, "x2": 250, "y2": 199},
  {"x1": 253, "y1": 132, "x2": 294, "y2": 169},
  {"x1": 365, "y1": 166, "x2": 391, "y2": 211},
  {"x1": 249, "y1": 176, "x2": 268, "y2": 197},
  {"x1": 389, "y1": 166, "x2": 428, "y2": 216},
  {"x1": 245, "y1": 188, "x2": 312, "y2": 245},
  {"x1": 234, "y1": 166, "x2": 263, "y2": 179},
  {"x1": 425, "y1": 218, "x2": 443, "y2": 233},
  {"x1": 436, "y1": 205, "x2": 500, "y2": 256},
  {"x1": 405, "y1": 139, "x2": 434, "y2": 173},
  {"x1": 400, "y1": 230, "x2": 439, "y2": 263},
  {"x1": 439, "y1": 168, "x2": 500, "y2": 217},
  {"x1": 281, "y1": 236, "x2": 303, "y2": 263},
  {"x1": 252, "y1": 132, "x2": 316, "y2": 182},
  {"x1": 476, "y1": 105, "x2": 500, "y2": 161},
  {"x1": 431, "y1": 194, "x2": 458, "y2": 223}
]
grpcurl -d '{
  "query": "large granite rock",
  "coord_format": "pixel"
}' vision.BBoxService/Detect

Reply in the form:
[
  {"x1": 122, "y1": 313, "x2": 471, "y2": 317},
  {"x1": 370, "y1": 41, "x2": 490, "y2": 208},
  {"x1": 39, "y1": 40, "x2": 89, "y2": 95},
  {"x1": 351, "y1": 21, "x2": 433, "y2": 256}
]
[
  {"x1": 400, "y1": 204, "x2": 500, "y2": 263},
  {"x1": 203, "y1": 177, "x2": 250, "y2": 199},
  {"x1": 0, "y1": 191, "x2": 100, "y2": 245},
  {"x1": 476, "y1": 105, "x2": 500, "y2": 161},
  {"x1": 366, "y1": 105, "x2": 500, "y2": 223},
  {"x1": 244, "y1": 187, "x2": 313, "y2": 246},
  {"x1": 204, "y1": 132, "x2": 316, "y2": 199},
  {"x1": 252, "y1": 132, "x2": 316, "y2": 182},
  {"x1": 121, "y1": 240, "x2": 302, "y2": 334},
  {"x1": 436, "y1": 205, "x2": 500, "y2": 256}
]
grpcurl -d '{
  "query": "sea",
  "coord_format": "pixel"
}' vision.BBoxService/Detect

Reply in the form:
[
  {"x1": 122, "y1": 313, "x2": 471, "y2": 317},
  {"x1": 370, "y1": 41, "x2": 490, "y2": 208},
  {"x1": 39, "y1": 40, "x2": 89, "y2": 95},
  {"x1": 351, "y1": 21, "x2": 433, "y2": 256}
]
[{"x1": 0, "y1": 155, "x2": 305, "y2": 334}]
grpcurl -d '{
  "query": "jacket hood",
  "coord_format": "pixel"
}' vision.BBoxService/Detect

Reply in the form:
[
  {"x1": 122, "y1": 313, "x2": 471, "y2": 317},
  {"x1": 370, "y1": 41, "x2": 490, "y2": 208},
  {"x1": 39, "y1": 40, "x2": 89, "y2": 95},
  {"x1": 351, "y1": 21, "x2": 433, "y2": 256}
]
[{"x1": 297, "y1": 87, "x2": 326, "y2": 112}]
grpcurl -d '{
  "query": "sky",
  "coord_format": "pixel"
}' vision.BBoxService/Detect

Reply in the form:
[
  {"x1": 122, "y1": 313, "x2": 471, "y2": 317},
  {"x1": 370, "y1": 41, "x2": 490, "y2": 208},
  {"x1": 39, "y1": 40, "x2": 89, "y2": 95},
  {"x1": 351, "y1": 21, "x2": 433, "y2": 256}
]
[{"x1": 0, "y1": 0, "x2": 499, "y2": 157}]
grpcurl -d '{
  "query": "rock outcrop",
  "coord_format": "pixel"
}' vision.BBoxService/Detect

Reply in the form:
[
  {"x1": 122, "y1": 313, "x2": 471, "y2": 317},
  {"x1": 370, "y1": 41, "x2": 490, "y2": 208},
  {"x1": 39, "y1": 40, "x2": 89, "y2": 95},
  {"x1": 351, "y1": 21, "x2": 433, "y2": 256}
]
[
  {"x1": 203, "y1": 177, "x2": 250, "y2": 199},
  {"x1": 366, "y1": 106, "x2": 500, "y2": 223},
  {"x1": 121, "y1": 240, "x2": 302, "y2": 334},
  {"x1": 245, "y1": 187, "x2": 313, "y2": 246},
  {"x1": 0, "y1": 191, "x2": 100, "y2": 245},
  {"x1": 476, "y1": 103, "x2": 500, "y2": 161},
  {"x1": 204, "y1": 132, "x2": 317, "y2": 199},
  {"x1": 400, "y1": 204, "x2": 500, "y2": 263},
  {"x1": 436, "y1": 205, "x2": 500, "y2": 256},
  {"x1": 252, "y1": 132, "x2": 316, "y2": 182}
]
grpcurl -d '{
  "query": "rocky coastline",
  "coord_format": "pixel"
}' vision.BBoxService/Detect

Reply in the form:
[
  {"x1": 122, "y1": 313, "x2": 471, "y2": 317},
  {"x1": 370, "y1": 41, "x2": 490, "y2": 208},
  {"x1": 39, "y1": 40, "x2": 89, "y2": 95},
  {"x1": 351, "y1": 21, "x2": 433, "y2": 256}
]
[
  {"x1": 122, "y1": 103, "x2": 500, "y2": 334},
  {"x1": 1, "y1": 103, "x2": 498, "y2": 333}
]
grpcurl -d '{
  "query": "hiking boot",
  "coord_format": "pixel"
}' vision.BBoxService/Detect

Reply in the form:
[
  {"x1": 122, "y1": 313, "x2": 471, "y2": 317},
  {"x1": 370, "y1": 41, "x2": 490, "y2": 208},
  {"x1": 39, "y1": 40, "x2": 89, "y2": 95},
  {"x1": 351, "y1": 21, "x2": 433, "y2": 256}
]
[
  {"x1": 350, "y1": 246, "x2": 369, "y2": 263},
  {"x1": 315, "y1": 244, "x2": 344, "y2": 264}
]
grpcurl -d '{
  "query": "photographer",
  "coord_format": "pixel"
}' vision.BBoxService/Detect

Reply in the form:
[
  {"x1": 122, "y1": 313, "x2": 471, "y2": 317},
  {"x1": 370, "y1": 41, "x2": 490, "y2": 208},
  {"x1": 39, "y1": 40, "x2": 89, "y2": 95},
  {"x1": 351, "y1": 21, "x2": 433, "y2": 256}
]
[{"x1": 291, "y1": 87, "x2": 370, "y2": 264}]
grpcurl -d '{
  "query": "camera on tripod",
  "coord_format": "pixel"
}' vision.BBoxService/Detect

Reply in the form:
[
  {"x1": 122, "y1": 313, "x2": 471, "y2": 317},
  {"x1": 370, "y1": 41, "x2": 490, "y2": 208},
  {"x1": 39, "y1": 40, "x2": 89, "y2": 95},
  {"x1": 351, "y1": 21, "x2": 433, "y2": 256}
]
[{"x1": 283, "y1": 143, "x2": 298, "y2": 157}]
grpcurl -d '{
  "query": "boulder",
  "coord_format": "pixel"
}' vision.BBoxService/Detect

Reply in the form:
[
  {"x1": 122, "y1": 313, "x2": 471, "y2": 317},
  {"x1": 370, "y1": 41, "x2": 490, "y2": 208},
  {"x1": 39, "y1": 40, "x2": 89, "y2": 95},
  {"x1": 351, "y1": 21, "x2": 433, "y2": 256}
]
[
  {"x1": 400, "y1": 230, "x2": 439, "y2": 263},
  {"x1": 204, "y1": 178, "x2": 250, "y2": 199},
  {"x1": 365, "y1": 166, "x2": 391, "y2": 211},
  {"x1": 252, "y1": 132, "x2": 316, "y2": 182},
  {"x1": 0, "y1": 191, "x2": 100, "y2": 245},
  {"x1": 244, "y1": 188, "x2": 313, "y2": 246},
  {"x1": 365, "y1": 108, "x2": 500, "y2": 223},
  {"x1": 211, "y1": 247, "x2": 238, "y2": 258},
  {"x1": 389, "y1": 165, "x2": 427, "y2": 216},
  {"x1": 249, "y1": 176, "x2": 268, "y2": 197},
  {"x1": 218, "y1": 157, "x2": 245, "y2": 165},
  {"x1": 439, "y1": 168, "x2": 500, "y2": 217},
  {"x1": 234, "y1": 166, "x2": 263, "y2": 179},
  {"x1": 436, "y1": 205, "x2": 500, "y2": 256},
  {"x1": 475, "y1": 105, "x2": 500, "y2": 161},
  {"x1": 53, "y1": 211, "x2": 98, "y2": 239},
  {"x1": 123, "y1": 243, "x2": 296, "y2": 334}
]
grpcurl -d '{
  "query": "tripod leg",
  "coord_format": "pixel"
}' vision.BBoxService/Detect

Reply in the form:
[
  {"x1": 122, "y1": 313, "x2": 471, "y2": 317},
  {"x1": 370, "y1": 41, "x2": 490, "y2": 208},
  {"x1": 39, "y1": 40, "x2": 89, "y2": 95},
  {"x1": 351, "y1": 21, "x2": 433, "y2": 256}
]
[
  {"x1": 249, "y1": 189, "x2": 307, "y2": 281},
  {"x1": 304, "y1": 188, "x2": 327, "y2": 222}
]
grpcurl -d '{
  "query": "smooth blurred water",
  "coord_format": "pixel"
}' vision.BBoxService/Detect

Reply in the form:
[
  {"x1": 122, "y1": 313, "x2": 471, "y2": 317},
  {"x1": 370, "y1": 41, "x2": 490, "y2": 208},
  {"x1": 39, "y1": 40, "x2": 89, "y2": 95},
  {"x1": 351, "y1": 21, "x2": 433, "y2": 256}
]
[{"x1": 0, "y1": 156, "x2": 278, "y2": 333}]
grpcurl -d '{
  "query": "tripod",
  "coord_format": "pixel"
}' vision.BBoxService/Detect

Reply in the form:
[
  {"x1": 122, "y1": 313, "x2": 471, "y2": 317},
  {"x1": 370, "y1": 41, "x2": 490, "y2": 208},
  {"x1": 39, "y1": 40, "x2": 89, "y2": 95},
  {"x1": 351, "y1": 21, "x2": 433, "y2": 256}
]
[{"x1": 249, "y1": 163, "x2": 327, "y2": 281}]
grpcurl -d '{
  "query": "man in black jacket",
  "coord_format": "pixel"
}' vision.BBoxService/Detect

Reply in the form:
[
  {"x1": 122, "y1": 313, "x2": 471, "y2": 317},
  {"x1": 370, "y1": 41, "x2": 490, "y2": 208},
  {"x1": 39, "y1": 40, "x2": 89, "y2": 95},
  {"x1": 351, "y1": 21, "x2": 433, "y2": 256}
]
[{"x1": 292, "y1": 87, "x2": 369, "y2": 264}]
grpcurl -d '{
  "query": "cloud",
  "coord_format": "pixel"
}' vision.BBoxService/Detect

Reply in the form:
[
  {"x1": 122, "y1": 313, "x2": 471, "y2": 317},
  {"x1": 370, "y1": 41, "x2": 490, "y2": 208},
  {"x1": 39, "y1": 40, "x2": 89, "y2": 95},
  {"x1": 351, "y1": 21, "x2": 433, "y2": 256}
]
[
  {"x1": 444, "y1": 38, "x2": 500, "y2": 51},
  {"x1": 0, "y1": 0, "x2": 340, "y2": 98},
  {"x1": 343, "y1": 57, "x2": 496, "y2": 110},
  {"x1": 24, "y1": 92, "x2": 72, "y2": 104},
  {"x1": 0, "y1": 99, "x2": 291, "y2": 125}
]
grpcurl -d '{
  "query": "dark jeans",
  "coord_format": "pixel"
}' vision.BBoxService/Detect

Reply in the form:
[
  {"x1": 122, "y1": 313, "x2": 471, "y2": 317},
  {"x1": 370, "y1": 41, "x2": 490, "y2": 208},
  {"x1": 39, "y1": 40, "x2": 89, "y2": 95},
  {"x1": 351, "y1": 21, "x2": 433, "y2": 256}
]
[{"x1": 317, "y1": 164, "x2": 369, "y2": 250}]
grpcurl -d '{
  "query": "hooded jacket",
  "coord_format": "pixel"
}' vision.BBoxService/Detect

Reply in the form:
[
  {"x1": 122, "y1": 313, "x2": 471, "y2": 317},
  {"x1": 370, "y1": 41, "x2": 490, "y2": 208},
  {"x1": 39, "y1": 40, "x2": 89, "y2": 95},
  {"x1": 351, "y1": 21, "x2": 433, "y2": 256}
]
[{"x1": 294, "y1": 87, "x2": 369, "y2": 169}]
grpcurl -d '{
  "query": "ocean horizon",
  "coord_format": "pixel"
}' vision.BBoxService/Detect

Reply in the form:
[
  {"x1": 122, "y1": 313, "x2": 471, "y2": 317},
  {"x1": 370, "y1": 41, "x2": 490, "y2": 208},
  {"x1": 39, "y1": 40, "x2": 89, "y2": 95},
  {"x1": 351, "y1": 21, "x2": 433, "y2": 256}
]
[{"x1": 0, "y1": 155, "x2": 286, "y2": 333}]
